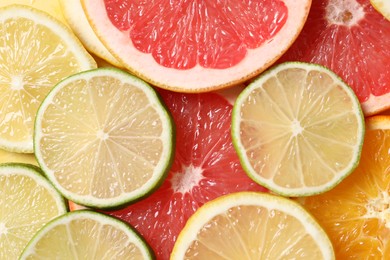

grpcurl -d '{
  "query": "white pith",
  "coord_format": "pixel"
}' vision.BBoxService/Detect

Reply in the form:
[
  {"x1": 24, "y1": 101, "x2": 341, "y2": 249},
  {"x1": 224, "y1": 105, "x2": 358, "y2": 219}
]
[{"x1": 82, "y1": 0, "x2": 311, "y2": 91}]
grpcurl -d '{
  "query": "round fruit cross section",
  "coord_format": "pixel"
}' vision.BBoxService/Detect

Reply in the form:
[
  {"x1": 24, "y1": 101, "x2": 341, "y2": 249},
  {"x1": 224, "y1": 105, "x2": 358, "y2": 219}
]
[
  {"x1": 231, "y1": 62, "x2": 365, "y2": 197},
  {"x1": 81, "y1": 0, "x2": 311, "y2": 92},
  {"x1": 20, "y1": 210, "x2": 154, "y2": 259},
  {"x1": 0, "y1": 163, "x2": 67, "y2": 259},
  {"x1": 171, "y1": 191, "x2": 335, "y2": 259},
  {"x1": 34, "y1": 68, "x2": 174, "y2": 209}
]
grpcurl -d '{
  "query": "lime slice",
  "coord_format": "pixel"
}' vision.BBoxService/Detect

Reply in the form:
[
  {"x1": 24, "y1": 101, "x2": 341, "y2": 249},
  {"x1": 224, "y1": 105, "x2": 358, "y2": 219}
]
[
  {"x1": 231, "y1": 62, "x2": 365, "y2": 197},
  {"x1": 20, "y1": 210, "x2": 154, "y2": 259},
  {"x1": 370, "y1": 0, "x2": 390, "y2": 20},
  {"x1": 0, "y1": 4, "x2": 96, "y2": 153},
  {"x1": 171, "y1": 191, "x2": 334, "y2": 259},
  {"x1": 34, "y1": 68, "x2": 174, "y2": 209},
  {"x1": 0, "y1": 163, "x2": 67, "y2": 259}
]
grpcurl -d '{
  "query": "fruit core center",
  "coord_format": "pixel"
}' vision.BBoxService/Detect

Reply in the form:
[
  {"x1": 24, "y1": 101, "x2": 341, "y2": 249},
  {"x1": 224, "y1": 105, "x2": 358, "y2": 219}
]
[
  {"x1": 326, "y1": 0, "x2": 365, "y2": 26},
  {"x1": 291, "y1": 119, "x2": 304, "y2": 136},
  {"x1": 0, "y1": 222, "x2": 7, "y2": 236},
  {"x1": 170, "y1": 165, "x2": 204, "y2": 194},
  {"x1": 10, "y1": 75, "x2": 24, "y2": 90},
  {"x1": 365, "y1": 191, "x2": 390, "y2": 228},
  {"x1": 97, "y1": 130, "x2": 109, "y2": 140}
]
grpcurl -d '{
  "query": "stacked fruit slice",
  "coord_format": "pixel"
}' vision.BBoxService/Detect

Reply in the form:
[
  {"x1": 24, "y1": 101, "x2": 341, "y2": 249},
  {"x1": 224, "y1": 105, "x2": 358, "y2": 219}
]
[{"x1": 0, "y1": 0, "x2": 390, "y2": 259}]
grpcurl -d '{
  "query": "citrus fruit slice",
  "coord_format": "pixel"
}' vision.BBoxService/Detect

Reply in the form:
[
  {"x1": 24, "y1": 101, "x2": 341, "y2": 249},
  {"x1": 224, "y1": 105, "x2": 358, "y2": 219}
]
[
  {"x1": 297, "y1": 115, "x2": 390, "y2": 259},
  {"x1": 279, "y1": 0, "x2": 390, "y2": 115},
  {"x1": 0, "y1": 0, "x2": 68, "y2": 25},
  {"x1": 20, "y1": 210, "x2": 154, "y2": 259},
  {"x1": 0, "y1": 4, "x2": 96, "y2": 153},
  {"x1": 81, "y1": 0, "x2": 311, "y2": 92},
  {"x1": 0, "y1": 148, "x2": 38, "y2": 166},
  {"x1": 371, "y1": 0, "x2": 390, "y2": 20},
  {"x1": 171, "y1": 191, "x2": 334, "y2": 259},
  {"x1": 0, "y1": 163, "x2": 67, "y2": 259},
  {"x1": 34, "y1": 68, "x2": 174, "y2": 209},
  {"x1": 59, "y1": 0, "x2": 123, "y2": 67},
  {"x1": 104, "y1": 90, "x2": 267, "y2": 259},
  {"x1": 231, "y1": 62, "x2": 365, "y2": 197}
]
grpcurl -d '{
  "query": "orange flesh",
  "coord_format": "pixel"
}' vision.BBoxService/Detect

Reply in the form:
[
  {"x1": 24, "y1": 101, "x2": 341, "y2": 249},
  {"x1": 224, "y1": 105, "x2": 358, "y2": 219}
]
[
  {"x1": 299, "y1": 117, "x2": 390, "y2": 258},
  {"x1": 103, "y1": 0, "x2": 288, "y2": 69}
]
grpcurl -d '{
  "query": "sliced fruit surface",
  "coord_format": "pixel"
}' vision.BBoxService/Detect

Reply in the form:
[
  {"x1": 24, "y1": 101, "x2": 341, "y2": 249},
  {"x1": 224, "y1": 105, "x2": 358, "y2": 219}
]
[
  {"x1": 297, "y1": 115, "x2": 390, "y2": 259},
  {"x1": 20, "y1": 210, "x2": 154, "y2": 259},
  {"x1": 171, "y1": 191, "x2": 334, "y2": 259},
  {"x1": 0, "y1": 148, "x2": 37, "y2": 166},
  {"x1": 0, "y1": 163, "x2": 67, "y2": 259},
  {"x1": 0, "y1": 0, "x2": 68, "y2": 25},
  {"x1": 0, "y1": 4, "x2": 96, "y2": 153},
  {"x1": 280, "y1": 0, "x2": 390, "y2": 115},
  {"x1": 59, "y1": 0, "x2": 122, "y2": 67},
  {"x1": 371, "y1": 0, "x2": 390, "y2": 20},
  {"x1": 81, "y1": 0, "x2": 311, "y2": 92},
  {"x1": 34, "y1": 68, "x2": 174, "y2": 209},
  {"x1": 231, "y1": 62, "x2": 365, "y2": 197},
  {"x1": 104, "y1": 90, "x2": 267, "y2": 259}
]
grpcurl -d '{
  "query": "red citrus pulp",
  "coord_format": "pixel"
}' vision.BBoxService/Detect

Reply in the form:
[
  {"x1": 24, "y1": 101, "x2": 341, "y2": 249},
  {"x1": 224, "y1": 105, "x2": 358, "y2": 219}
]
[
  {"x1": 103, "y1": 90, "x2": 267, "y2": 259},
  {"x1": 280, "y1": 0, "x2": 390, "y2": 116},
  {"x1": 81, "y1": 0, "x2": 311, "y2": 92}
]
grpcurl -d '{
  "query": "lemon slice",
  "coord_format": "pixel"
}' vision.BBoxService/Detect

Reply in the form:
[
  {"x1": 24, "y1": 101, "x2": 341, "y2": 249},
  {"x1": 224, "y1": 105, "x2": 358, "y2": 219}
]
[
  {"x1": 370, "y1": 0, "x2": 390, "y2": 20},
  {"x1": 231, "y1": 62, "x2": 365, "y2": 197},
  {"x1": 0, "y1": 0, "x2": 68, "y2": 25},
  {"x1": 20, "y1": 210, "x2": 154, "y2": 259},
  {"x1": 0, "y1": 5, "x2": 96, "y2": 153},
  {"x1": 0, "y1": 163, "x2": 67, "y2": 259},
  {"x1": 171, "y1": 191, "x2": 335, "y2": 259},
  {"x1": 59, "y1": 0, "x2": 123, "y2": 67},
  {"x1": 34, "y1": 68, "x2": 174, "y2": 209}
]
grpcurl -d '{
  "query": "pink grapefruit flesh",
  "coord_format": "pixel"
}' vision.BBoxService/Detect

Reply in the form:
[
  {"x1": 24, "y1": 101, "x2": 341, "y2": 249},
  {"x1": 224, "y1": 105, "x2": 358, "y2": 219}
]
[
  {"x1": 280, "y1": 0, "x2": 390, "y2": 116},
  {"x1": 103, "y1": 90, "x2": 267, "y2": 259},
  {"x1": 82, "y1": 0, "x2": 311, "y2": 92}
]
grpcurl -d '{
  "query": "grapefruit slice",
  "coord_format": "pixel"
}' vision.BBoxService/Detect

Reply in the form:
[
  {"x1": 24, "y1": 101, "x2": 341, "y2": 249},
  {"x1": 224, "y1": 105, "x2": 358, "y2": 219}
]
[
  {"x1": 297, "y1": 115, "x2": 390, "y2": 258},
  {"x1": 104, "y1": 90, "x2": 267, "y2": 259},
  {"x1": 81, "y1": 0, "x2": 311, "y2": 92},
  {"x1": 279, "y1": 0, "x2": 390, "y2": 115}
]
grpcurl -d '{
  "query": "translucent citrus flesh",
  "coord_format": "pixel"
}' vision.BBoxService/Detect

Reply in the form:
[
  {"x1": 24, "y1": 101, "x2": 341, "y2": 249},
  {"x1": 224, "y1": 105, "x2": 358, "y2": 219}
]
[
  {"x1": 234, "y1": 63, "x2": 363, "y2": 196},
  {"x1": 24, "y1": 219, "x2": 143, "y2": 259},
  {"x1": 184, "y1": 205, "x2": 324, "y2": 259},
  {"x1": 0, "y1": 165, "x2": 66, "y2": 259},
  {"x1": 280, "y1": 0, "x2": 390, "y2": 115},
  {"x1": 298, "y1": 116, "x2": 390, "y2": 259},
  {"x1": 20, "y1": 212, "x2": 151, "y2": 259},
  {"x1": 104, "y1": 0, "x2": 288, "y2": 70},
  {"x1": 172, "y1": 192, "x2": 334, "y2": 259},
  {"x1": 0, "y1": 6, "x2": 96, "y2": 152},
  {"x1": 106, "y1": 91, "x2": 266, "y2": 260},
  {"x1": 35, "y1": 70, "x2": 172, "y2": 207}
]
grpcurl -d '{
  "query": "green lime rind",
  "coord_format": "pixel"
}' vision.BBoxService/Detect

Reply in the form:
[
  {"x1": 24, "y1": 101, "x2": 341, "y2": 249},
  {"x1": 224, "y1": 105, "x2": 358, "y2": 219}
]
[
  {"x1": 0, "y1": 162, "x2": 68, "y2": 210},
  {"x1": 33, "y1": 67, "x2": 175, "y2": 209},
  {"x1": 0, "y1": 163, "x2": 68, "y2": 259},
  {"x1": 19, "y1": 210, "x2": 155, "y2": 260},
  {"x1": 231, "y1": 61, "x2": 365, "y2": 197}
]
